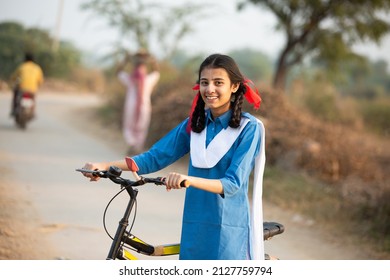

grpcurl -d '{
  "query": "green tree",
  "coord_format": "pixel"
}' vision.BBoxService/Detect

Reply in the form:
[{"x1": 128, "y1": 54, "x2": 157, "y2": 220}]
[
  {"x1": 0, "y1": 21, "x2": 81, "y2": 80},
  {"x1": 0, "y1": 22, "x2": 26, "y2": 79},
  {"x1": 335, "y1": 58, "x2": 390, "y2": 99},
  {"x1": 238, "y1": 0, "x2": 390, "y2": 92},
  {"x1": 81, "y1": 0, "x2": 206, "y2": 60},
  {"x1": 228, "y1": 49, "x2": 273, "y2": 83}
]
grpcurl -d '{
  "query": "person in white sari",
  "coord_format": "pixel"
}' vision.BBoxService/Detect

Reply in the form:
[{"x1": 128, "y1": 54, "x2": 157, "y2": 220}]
[{"x1": 117, "y1": 50, "x2": 160, "y2": 154}]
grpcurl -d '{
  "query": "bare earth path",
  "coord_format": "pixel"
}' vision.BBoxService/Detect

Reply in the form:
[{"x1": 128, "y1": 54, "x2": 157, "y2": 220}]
[{"x1": 0, "y1": 91, "x2": 386, "y2": 260}]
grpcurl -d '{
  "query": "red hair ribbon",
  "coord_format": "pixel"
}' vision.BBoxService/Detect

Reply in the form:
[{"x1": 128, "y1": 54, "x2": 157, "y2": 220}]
[
  {"x1": 186, "y1": 84, "x2": 200, "y2": 133},
  {"x1": 192, "y1": 84, "x2": 200, "y2": 91},
  {"x1": 190, "y1": 84, "x2": 200, "y2": 116},
  {"x1": 243, "y1": 78, "x2": 261, "y2": 110}
]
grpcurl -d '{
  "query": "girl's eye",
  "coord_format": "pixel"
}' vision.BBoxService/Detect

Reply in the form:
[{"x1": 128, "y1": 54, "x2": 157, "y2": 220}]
[{"x1": 200, "y1": 81, "x2": 208, "y2": 86}]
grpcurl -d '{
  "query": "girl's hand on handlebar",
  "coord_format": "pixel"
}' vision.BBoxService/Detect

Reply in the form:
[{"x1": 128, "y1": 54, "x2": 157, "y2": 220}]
[
  {"x1": 81, "y1": 162, "x2": 108, "y2": 181},
  {"x1": 165, "y1": 172, "x2": 189, "y2": 191}
]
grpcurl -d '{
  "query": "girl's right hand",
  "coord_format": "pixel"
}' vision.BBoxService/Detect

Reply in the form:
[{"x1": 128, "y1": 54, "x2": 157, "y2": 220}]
[{"x1": 80, "y1": 162, "x2": 108, "y2": 181}]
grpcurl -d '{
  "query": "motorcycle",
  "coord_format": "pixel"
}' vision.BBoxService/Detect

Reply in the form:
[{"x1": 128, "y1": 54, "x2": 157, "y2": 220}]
[{"x1": 13, "y1": 88, "x2": 35, "y2": 129}]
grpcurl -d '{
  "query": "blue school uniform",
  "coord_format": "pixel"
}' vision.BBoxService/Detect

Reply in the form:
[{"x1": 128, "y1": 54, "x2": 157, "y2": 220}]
[{"x1": 132, "y1": 110, "x2": 261, "y2": 260}]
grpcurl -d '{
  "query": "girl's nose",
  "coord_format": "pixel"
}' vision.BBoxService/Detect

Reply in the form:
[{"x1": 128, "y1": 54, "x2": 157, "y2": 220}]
[{"x1": 206, "y1": 84, "x2": 216, "y2": 93}]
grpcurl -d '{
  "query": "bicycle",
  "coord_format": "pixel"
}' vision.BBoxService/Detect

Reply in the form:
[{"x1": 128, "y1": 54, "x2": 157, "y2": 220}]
[{"x1": 76, "y1": 166, "x2": 285, "y2": 260}]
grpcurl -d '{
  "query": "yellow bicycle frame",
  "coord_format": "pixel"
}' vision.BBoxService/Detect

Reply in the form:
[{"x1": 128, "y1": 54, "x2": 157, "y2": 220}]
[{"x1": 120, "y1": 233, "x2": 180, "y2": 260}]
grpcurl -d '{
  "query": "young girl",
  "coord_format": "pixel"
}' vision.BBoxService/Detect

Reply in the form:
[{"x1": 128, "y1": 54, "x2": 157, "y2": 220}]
[{"x1": 81, "y1": 54, "x2": 266, "y2": 260}]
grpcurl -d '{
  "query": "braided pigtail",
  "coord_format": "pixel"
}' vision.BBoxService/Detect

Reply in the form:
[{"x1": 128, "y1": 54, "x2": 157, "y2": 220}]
[
  {"x1": 191, "y1": 95, "x2": 206, "y2": 133},
  {"x1": 229, "y1": 84, "x2": 245, "y2": 128}
]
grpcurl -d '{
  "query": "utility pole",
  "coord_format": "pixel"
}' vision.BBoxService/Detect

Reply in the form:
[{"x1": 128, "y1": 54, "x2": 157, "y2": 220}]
[{"x1": 52, "y1": 0, "x2": 64, "y2": 52}]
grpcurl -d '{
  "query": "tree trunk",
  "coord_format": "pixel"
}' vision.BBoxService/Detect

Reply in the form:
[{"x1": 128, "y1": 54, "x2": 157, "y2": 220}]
[{"x1": 273, "y1": 52, "x2": 288, "y2": 92}]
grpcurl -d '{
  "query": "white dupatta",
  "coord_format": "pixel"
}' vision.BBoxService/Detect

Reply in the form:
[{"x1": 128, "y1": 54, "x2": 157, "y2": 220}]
[{"x1": 190, "y1": 117, "x2": 266, "y2": 260}]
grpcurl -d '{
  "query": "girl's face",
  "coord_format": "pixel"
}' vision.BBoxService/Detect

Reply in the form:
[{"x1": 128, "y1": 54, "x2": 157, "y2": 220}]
[{"x1": 199, "y1": 67, "x2": 239, "y2": 118}]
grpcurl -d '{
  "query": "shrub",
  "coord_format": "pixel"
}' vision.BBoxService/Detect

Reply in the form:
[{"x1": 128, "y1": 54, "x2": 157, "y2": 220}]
[{"x1": 359, "y1": 99, "x2": 390, "y2": 136}]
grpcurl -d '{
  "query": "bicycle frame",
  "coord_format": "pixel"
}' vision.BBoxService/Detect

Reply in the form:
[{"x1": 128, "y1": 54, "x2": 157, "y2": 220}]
[
  {"x1": 106, "y1": 181, "x2": 137, "y2": 259},
  {"x1": 118, "y1": 234, "x2": 180, "y2": 260},
  {"x1": 106, "y1": 174, "x2": 182, "y2": 260}
]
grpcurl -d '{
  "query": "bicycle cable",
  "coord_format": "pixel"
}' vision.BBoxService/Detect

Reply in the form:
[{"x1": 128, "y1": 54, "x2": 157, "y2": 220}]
[{"x1": 102, "y1": 186, "x2": 137, "y2": 241}]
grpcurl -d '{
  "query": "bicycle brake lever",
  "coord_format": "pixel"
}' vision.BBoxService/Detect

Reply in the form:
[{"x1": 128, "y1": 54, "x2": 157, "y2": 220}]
[
  {"x1": 95, "y1": 170, "x2": 108, "y2": 178},
  {"x1": 75, "y1": 168, "x2": 108, "y2": 178},
  {"x1": 155, "y1": 177, "x2": 166, "y2": 185}
]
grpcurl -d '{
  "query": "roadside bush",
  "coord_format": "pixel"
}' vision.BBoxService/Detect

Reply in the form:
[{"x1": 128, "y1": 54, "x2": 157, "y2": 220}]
[
  {"x1": 290, "y1": 77, "x2": 361, "y2": 128},
  {"x1": 304, "y1": 89, "x2": 339, "y2": 121},
  {"x1": 359, "y1": 99, "x2": 390, "y2": 136},
  {"x1": 352, "y1": 188, "x2": 390, "y2": 252},
  {"x1": 70, "y1": 67, "x2": 106, "y2": 93}
]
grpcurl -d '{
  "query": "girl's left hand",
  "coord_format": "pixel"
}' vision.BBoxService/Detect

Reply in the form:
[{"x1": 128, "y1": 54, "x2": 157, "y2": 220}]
[{"x1": 165, "y1": 172, "x2": 189, "y2": 191}]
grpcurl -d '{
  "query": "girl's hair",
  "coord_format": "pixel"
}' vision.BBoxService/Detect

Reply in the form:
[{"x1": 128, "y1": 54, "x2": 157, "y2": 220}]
[{"x1": 191, "y1": 54, "x2": 246, "y2": 133}]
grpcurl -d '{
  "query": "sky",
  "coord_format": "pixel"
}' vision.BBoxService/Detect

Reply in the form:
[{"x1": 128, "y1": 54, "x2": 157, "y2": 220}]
[{"x1": 1, "y1": 0, "x2": 390, "y2": 66}]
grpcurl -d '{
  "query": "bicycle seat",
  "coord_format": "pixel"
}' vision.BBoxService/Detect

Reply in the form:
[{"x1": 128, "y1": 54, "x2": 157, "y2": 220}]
[{"x1": 263, "y1": 221, "x2": 285, "y2": 240}]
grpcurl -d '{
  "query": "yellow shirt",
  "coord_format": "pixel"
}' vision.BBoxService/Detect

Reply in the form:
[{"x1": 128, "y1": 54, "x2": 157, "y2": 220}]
[{"x1": 12, "y1": 61, "x2": 44, "y2": 93}]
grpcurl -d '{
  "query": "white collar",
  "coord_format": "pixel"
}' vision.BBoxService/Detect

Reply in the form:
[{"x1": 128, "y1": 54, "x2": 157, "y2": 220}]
[{"x1": 190, "y1": 117, "x2": 250, "y2": 168}]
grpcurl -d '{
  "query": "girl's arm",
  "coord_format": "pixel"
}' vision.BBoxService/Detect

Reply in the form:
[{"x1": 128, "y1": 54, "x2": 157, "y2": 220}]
[
  {"x1": 165, "y1": 172, "x2": 223, "y2": 194},
  {"x1": 81, "y1": 119, "x2": 191, "y2": 182}
]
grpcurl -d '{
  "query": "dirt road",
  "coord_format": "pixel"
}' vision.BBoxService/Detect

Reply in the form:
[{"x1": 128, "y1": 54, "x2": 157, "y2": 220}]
[{"x1": 0, "y1": 91, "x2": 380, "y2": 260}]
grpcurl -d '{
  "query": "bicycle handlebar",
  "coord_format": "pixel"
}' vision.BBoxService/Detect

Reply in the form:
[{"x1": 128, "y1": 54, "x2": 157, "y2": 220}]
[{"x1": 76, "y1": 166, "x2": 188, "y2": 188}]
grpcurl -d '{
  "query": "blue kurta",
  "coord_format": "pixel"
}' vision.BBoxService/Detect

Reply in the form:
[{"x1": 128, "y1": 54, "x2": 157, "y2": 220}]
[{"x1": 133, "y1": 110, "x2": 261, "y2": 260}]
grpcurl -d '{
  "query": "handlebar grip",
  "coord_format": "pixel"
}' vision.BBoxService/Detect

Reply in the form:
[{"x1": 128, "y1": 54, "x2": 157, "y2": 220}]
[
  {"x1": 180, "y1": 180, "x2": 190, "y2": 188},
  {"x1": 159, "y1": 178, "x2": 189, "y2": 188}
]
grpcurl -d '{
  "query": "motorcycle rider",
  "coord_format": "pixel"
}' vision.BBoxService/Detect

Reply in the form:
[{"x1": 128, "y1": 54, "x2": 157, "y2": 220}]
[{"x1": 10, "y1": 52, "x2": 44, "y2": 117}]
